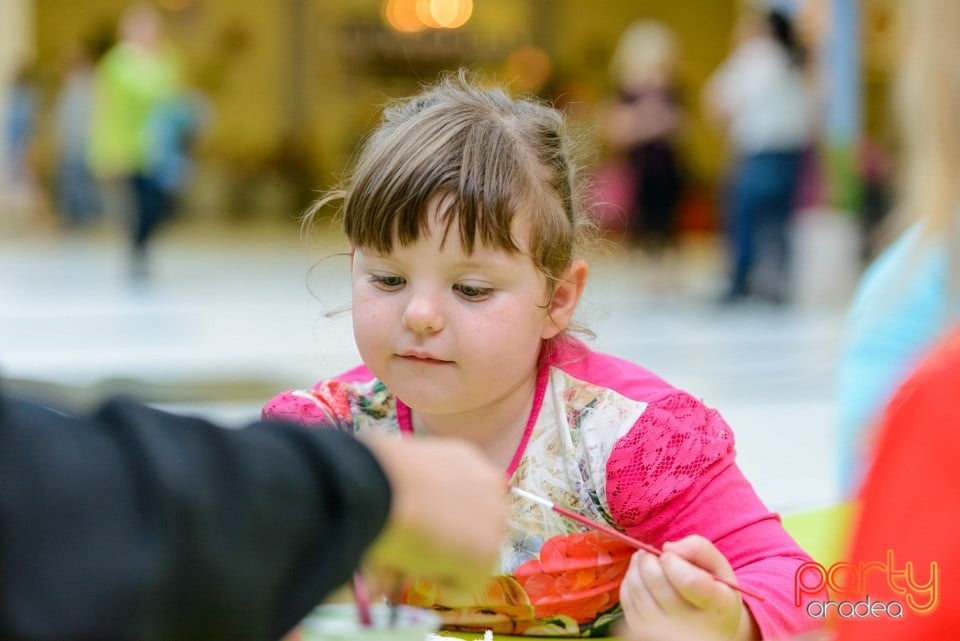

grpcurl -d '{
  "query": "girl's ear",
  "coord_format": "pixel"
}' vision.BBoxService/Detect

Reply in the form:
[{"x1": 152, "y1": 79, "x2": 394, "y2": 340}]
[{"x1": 542, "y1": 259, "x2": 589, "y2": 340}]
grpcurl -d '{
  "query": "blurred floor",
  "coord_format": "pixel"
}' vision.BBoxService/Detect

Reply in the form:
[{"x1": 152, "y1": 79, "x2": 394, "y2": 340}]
[{"x1": 0, "y1": 220, "x2": 846, "y2": 513}]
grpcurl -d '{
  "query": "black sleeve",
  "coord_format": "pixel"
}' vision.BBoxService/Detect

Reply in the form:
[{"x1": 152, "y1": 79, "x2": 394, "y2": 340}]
[{"x1": 0, "y1": 393, "x2": 391, "y2": 641}]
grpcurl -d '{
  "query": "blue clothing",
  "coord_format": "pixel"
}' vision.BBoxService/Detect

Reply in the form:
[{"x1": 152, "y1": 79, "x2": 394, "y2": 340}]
[
  {"x1": 57, "y1": 155, "x2": 101, "y2": 226},
  {"x1": 836, "y1": 225, "x2": 952, "y2": 493},
  {"x1": 56, "y1": 70, "x2": 95, "y2": 160},
  {"x1": 726, "y1": 150, "x2": 804, "y2": 299},
  {"x1": 145, "y1": 94, "x2": 206, "y2": 194},
  {"x1": 4, "y1": 83, "x2": 39, "y2": 180},
  {"x1": 55, "y1": 69, "x2": 101, "y2": 225}
]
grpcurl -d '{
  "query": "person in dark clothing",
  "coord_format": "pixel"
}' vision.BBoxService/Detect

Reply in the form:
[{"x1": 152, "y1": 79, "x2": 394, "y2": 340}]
[
  {"x1": 605, "y1": 20, "x2": 686, "y2": 253},
  {"x1": 0, "y1": 392, "x2": 505, "y2": 641}
]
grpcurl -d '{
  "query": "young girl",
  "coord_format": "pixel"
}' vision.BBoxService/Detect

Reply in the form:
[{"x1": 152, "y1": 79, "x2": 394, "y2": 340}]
[{"x1": 264, "y1": 74, "x2": 820, "y2": 640}]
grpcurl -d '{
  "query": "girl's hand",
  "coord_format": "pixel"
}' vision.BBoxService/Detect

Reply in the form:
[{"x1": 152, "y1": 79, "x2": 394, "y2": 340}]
[{"x1": 619, "y1": 535, "x2": 760, "y2": 641}]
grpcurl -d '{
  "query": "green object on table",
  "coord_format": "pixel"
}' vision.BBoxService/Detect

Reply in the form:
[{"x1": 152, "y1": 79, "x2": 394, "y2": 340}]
[{"x1": 782, "y1": 502, "x2": 856, "y2": 568}]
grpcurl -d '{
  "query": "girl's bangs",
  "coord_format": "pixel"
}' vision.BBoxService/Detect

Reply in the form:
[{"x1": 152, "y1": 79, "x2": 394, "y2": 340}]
[{"x1": 345, "y1": 118, "x2": 528, "y2": 256}]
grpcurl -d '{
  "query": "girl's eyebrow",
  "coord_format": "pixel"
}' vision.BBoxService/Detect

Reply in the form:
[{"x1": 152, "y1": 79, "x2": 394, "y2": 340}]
[
  {"x1": 357, "y1": 247, "x2": 521, "y2": 273},
  {"x1": 354, "y1": 249, "x2": 396, "y2": 262},
  {"x1": 450, "y1": 257, "x2": 519, "y2": 273}
]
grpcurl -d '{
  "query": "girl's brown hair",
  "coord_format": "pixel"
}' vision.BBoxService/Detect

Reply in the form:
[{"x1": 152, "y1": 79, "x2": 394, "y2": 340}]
[{"x1": 304, "y1": 71, "x2": 592, "y2": 293}]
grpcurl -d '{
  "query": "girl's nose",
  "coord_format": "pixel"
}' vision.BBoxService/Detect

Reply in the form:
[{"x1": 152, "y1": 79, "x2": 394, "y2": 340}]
[{"x1": 401, "y1": 291, "x2": 445, "y2": 334}]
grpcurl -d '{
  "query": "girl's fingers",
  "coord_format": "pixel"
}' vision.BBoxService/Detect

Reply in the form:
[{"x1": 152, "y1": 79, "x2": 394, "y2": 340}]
[
  {"x1": 620, "y1": 540, "x2": 747, "y2": 639},
  {"x1": 660, "y1": 551, "x2": 733, "y2": 611},
  {"x1": 660, "y1": 537, "x2": 741, "y2": 611},
  {"x1": 620, "y1": 552, "x2": 665, "y2": 622},
  {"x1": 636, "y1": 550, "x2": 694, "y2": 616},
  {"x1": 663, "y1": 536, "x2": 736, "y2": 581}
]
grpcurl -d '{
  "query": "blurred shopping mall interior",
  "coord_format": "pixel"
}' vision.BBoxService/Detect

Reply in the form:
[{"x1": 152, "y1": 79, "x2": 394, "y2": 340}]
[{"x1": 1, "y1": 0, "x2": 900, "y2": 513}]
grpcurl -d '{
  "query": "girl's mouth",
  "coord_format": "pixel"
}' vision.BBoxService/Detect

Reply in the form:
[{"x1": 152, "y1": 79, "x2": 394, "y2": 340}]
[{"x1": 398, "y1": 353, "x2": 452, "y2": 365}]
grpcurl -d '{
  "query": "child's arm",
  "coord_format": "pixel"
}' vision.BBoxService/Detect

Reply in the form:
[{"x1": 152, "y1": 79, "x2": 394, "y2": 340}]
[
  {"x1": 262, "y1": 379, "x2": 354, "y2": 429},
  {"x1": 606, "y1": 392, "x2": 824, "y2": 639},
  {"x1": 262, "y1": 366, "x2": 375, "y2": 428},
  {"x1": 650, "y1": 459, "x2": 824, "y2": 638}
]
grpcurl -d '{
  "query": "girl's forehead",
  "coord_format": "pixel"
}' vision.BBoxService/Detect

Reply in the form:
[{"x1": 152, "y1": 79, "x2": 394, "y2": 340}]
[
  {"x1": 356, "y1": 233, "x2": 526, "y2": 264},
  {"x1": 354, "y1": 214, "x2": 539, "y2": 269},
  {"x1": 386, "y1": 201, "x2": 535, "y2": 253}
]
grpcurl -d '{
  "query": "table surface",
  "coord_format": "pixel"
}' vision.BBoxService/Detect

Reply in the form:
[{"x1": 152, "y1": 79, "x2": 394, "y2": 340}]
[{"x1": 430, "y1": 633, "x2": 621, "y2": 640}]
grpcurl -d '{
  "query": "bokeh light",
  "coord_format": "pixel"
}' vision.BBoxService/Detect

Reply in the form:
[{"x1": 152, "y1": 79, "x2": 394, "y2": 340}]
[
  {"x1": 384, "y1": 0, "x2": 427, "y2": 33},
  {"x1": 505, "y1": 45, "x2": 553, "y2": 93},
  {"x1": 428, "y1": 0, "x2": 473, "y2": 29},
  {"x1": 385, "y1": 0, "x2": 472, "y2": 32},
  {"x1": 415, "y1": 0, "x2": 442, "y2": 29}
]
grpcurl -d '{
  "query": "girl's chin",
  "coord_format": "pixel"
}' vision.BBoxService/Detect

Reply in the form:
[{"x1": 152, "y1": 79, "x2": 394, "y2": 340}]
[
  {"x1": 393, "y1": 389, "x2": 468, "y2": 417},
  {"x1": 397, "y1": 395, "x2": 456, "y2": 414}
]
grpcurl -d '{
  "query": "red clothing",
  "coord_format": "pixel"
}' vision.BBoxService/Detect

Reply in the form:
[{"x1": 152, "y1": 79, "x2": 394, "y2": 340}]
[{"x1": 834, "y1": 328, "x2": 960, "y2": 640}]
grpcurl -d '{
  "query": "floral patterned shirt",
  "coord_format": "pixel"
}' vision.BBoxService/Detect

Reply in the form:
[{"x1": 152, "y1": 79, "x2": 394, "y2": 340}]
[{"x1": 263, "y1": 340, "x2": 820, "y2": 638}]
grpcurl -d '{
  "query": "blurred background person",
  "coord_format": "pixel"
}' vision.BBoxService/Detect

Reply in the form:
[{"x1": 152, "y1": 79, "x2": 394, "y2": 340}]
[
  {"x1": 854, "y1": 133, "x2": 894, "y2": 265},
  {"x1": 88, "y1": 2, "x2": 179, "y2": 282},
  {"x1": 836, "y1": 0, "x2": 960, "y2": 495},
  {"x1": 825, "y1": 1, "x2": 960, "y2": 637},
  {"x1": 54, "y1": 42, "x2": 101, "y2": 230},
  {"x1": 143, "y1": 85, "x2": 210, "y2": 227},
  {"x1": 600, "y1": 20, "x2": 686, "y2": 287},
  {"x1": 834, "y1": 328, "x2": 960, "y2": 639},
  {"x1": 834, "y1": 332, "x2": 960, "y2": 640},
  {"x1": 2, "y1": 60, "x2": 42, "y2": 229},
  {"x1": 704, "y1": 8, "x2": 813, "y2": 305}
]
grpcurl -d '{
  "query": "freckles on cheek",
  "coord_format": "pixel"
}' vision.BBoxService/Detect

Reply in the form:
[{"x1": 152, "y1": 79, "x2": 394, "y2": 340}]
[
  {"x1": 472, "y1": 309, "x2": 537, "y2": 351},
  {"x1": 351, "y1": 296, "x2": 379, "y2": 339},
  {"x1": 354, "y1": 306, "x2": 386, "y2": 338},
  {"x1": 494, "y1": 302, "x2": 544, "y2": 329},
  {"x1": 352, "y1": 288, "x2": 379, "y2": 319}
]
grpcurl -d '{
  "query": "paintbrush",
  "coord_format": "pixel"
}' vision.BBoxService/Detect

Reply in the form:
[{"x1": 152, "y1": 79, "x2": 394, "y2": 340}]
[
  {"x1": 351, "y1": 571, "x2": 373, "y2": 627},
  {"x1": 509, "y1": 486, "x2": 765, "y2": 602},
  {"x1": 387, "y1": 580, "x2": 404, "y2": 628}
]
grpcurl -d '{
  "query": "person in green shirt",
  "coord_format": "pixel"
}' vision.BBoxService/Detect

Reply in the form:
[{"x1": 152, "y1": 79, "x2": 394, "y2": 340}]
[{"x1": 89, "y1": 2, "x2": 179, "y2": 280}]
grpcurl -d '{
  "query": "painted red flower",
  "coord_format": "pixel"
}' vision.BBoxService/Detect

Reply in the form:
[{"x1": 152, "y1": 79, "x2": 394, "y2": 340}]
[{"x1": 514, "y1": 530, "x2": 633, "y2": 623}]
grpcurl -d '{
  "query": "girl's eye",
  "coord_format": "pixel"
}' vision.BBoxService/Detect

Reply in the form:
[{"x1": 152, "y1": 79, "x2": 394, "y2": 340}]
[
  {"x1": 370, "y1": 275, "x2": 405, "y2": 289},
  {"x1": 454, "y1": 283, "x2": 493, "y2": 300}
]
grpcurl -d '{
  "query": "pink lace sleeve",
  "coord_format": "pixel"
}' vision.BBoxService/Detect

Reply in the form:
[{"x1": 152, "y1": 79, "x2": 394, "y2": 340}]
[
  {"x1": 606, "y1": 391, "x2": 735, "y2": 539},
  {"x1": 605, "y1": 391, "x2": 824, "y2": 638},
  {"x1": 261, "y1": 379, "x2": 354, "y2": 431}
]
